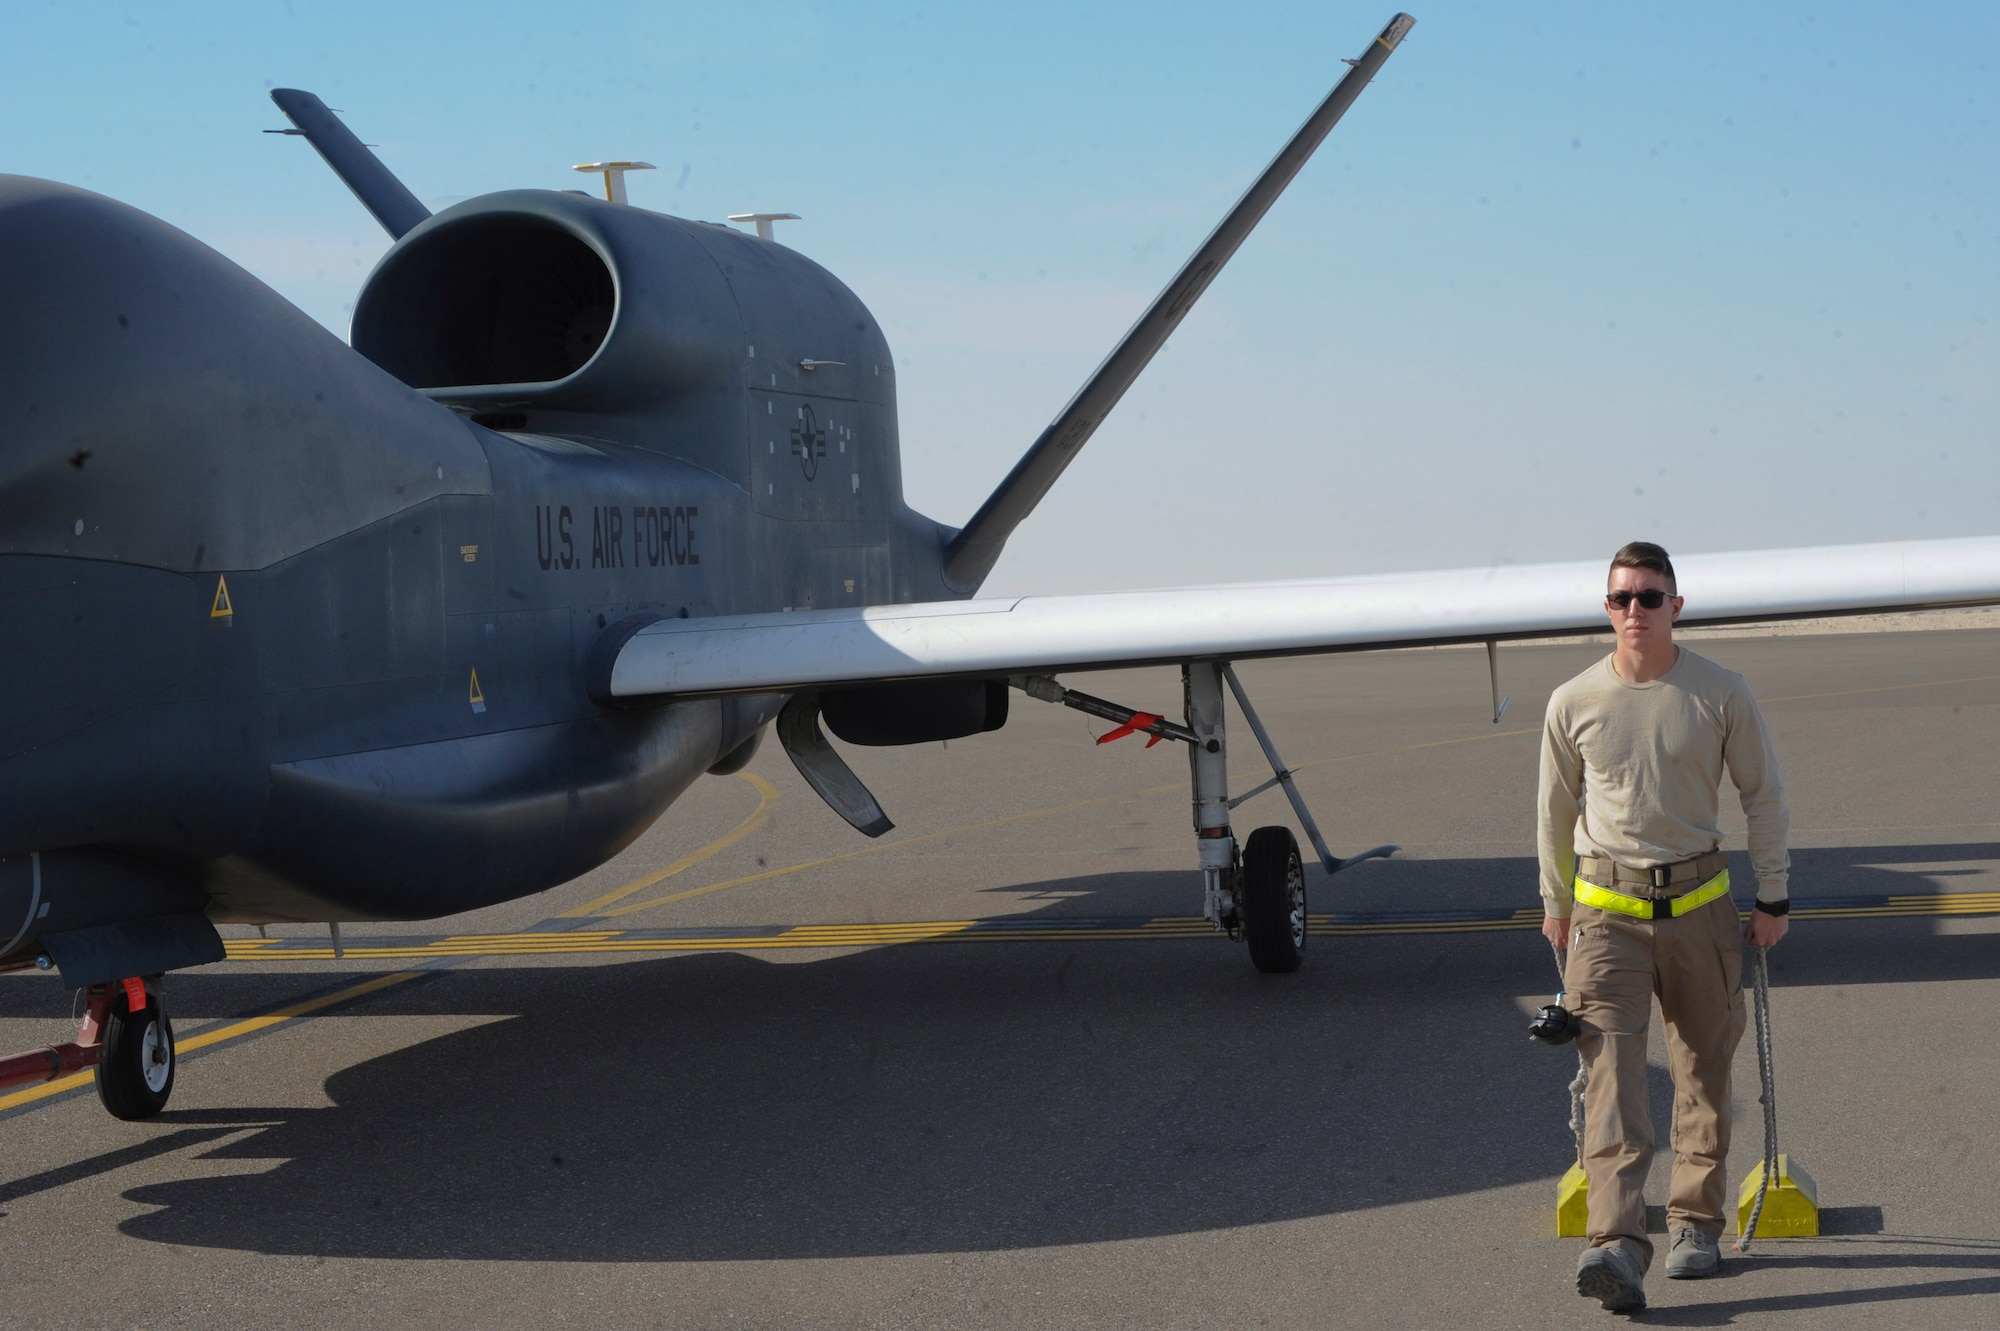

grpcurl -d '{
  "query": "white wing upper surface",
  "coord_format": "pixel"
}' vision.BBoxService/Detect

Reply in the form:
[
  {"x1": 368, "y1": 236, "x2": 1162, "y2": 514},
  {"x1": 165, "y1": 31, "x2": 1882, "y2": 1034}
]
[{"x1": 606, "y1": 535, "x2": 2000, "y2": 698}]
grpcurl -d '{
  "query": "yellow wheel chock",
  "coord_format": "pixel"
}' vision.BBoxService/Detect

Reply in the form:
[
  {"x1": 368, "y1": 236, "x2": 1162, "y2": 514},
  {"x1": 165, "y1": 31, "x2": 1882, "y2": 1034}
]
[
  {"x1": 1556, "y1": 1162, "x2": 1590, "y2": 1237},
  {"x1": 1737, "y1": 1153, "x2": 1819, "y2": 1239},
  {"x1": 1555, "y1": 1155, "x2": 1820, "y2": 1239}
]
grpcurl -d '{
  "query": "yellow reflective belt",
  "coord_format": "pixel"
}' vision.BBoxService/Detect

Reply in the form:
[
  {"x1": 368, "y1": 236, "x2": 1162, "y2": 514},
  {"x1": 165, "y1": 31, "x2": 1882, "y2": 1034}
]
[{"x1": 1572, "y1": 869, "x2": 1730, "y2": 920}]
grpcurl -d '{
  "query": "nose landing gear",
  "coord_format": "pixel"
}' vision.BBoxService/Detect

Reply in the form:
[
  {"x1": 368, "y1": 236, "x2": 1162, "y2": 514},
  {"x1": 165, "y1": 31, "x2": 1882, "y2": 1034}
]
[
  {"x1": 95, "y1": 979, "x2": 176, "y2": 1120},
  {"x1": 0, "y1": 975, "x2": 174, "y2": 1119}
]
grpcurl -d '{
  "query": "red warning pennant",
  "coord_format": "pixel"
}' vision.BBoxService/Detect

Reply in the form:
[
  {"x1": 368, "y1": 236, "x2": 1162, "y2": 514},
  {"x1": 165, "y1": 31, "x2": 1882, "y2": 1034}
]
[{"x1": 1097, "y1": 712, "x2": 1165, "y2": 748}]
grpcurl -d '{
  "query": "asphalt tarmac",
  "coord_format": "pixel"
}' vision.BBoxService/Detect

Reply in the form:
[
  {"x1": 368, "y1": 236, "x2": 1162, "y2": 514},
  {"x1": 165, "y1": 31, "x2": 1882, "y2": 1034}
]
[{"x1": 4, "y1": 629, "x2": 2000, "y2": 1329}]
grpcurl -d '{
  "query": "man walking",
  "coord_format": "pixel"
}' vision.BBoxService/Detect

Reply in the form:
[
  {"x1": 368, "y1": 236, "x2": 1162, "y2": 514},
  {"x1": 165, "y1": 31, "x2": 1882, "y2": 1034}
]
[{"x1": 1538, "y1": 541, "x2": 1792, "y2": 1313}]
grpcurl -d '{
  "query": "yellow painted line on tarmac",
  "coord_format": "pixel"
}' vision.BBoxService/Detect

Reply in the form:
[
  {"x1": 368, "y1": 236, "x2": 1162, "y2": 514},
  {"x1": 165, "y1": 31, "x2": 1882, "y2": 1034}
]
[
  {"x1": 196, "y1": 888, "x2": 2000, "y2": 964},
  {"x1": 438, "y1": 932, "x2": 623, "y2": 943},
  {"x1": 1888, "y1": 891, "x2": 2000, "y2": 907},
  {"x1": 1316, "y1": 906, "x2": 1542, "y2": 936},
  {"x1": 781, "y1": 920, "x2": 975, "y2": 938},
  {"x1": 172, "y1": 971, "x2": 424, "y2": 1054},
  {"x1": 0, "y1": 971, "x2": 426, "y2": 1113},
  {"x1": 0, "y1": 1070, "x2": 95, "y2": 1112},
  {"x1": 225, "y1": 940, "x2": 635, "y2": 958},
  {"x1": 1791, "y1": 891, "x2": 2000, "y2": 921},
  {"x1": 224, "y1": 938, "x2": 965, "y2": 958},
  {"x1": 560, "y1": 772, "x2": 781, "y2": 917}
]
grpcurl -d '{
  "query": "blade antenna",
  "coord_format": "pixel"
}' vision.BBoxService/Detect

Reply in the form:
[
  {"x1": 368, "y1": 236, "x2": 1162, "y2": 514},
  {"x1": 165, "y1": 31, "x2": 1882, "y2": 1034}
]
[
  {"x1": 940, "y1": 13, "x2": 1417, "y2": 593},
  {"x1": 268, "y1": 88, "x2": 431, "y2": 239}
]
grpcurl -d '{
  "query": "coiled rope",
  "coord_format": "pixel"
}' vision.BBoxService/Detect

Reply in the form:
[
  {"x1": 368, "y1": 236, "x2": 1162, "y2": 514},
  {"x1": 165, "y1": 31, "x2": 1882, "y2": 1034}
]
[{"x1": 1734, "y1": 944, "x2": 1778, "y2": 1253}]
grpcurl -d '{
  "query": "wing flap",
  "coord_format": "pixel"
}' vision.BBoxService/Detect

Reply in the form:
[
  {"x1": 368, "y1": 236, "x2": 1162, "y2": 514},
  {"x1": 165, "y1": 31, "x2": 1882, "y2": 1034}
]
[{"x1": 605, "y1": 535, "x2": 2000, "y2": 698}]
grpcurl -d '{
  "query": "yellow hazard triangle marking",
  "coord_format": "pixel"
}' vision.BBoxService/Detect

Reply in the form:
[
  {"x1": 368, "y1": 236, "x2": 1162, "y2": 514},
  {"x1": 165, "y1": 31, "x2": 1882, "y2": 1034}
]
[
  {"x1": 469, "y1": 668, "x2": 487, "y2": 713},
  {"x1": 210, "y1": 575, "x2": 233, "y2": 618}
]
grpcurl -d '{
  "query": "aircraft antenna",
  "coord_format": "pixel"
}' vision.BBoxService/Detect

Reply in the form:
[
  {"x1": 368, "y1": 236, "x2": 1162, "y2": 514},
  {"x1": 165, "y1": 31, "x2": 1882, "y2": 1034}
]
[
  {"x1": 727, "y1": 212, "x2": 802, "y2": 242},
  {"x1": 574, "y1": 162, "x2": 656, "y2": 205}
]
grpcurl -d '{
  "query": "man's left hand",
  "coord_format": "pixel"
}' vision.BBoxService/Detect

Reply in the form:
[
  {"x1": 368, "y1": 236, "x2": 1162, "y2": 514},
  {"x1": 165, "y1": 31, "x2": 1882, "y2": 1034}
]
[{"x1": 1745, "y1": 909, "x2": 1789, "y2": 948}]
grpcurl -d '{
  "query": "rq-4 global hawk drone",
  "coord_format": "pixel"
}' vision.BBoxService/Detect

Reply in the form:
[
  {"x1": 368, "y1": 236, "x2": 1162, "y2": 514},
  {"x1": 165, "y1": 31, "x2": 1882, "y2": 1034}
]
[{"x1": 5, "y1": 13, "x2": 1998, "y2": 1118}]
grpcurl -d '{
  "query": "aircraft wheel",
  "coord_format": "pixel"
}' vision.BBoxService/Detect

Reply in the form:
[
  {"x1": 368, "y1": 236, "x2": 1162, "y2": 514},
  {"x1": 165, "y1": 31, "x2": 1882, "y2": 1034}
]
[
  {"x1": 1241, "y1": 825, "x2": 1307, "y2": 973},
  {"x1": 95, "y1": 986, "x2": 175, "y2": 1120}
]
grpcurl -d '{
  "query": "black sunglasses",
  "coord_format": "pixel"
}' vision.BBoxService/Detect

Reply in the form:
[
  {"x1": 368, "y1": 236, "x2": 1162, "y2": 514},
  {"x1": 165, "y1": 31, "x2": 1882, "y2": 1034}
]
[{"x1": 1606, "y1": 589, "x2": 1672, "y2": 610}]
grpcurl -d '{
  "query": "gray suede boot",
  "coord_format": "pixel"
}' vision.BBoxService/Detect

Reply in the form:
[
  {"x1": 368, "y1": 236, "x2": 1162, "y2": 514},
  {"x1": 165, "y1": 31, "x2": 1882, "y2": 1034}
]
[
  {"x1": 1576, "y1": 1244, "x2": 1647, "y2": 1312},
  {"x1": 1665, "y1": 1228, "x2": 1722, "y2": 1279}
]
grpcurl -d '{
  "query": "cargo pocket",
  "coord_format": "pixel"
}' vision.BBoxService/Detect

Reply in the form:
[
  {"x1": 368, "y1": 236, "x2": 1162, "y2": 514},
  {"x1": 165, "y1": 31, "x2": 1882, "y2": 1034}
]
[
  {"x1": 1717, "y1": 942, "x2": 1743, "y2": 1002},
  {"x1": 1563, "y1": 906, "x2": 1611, "y2": 985},
  {"x1": 1713, "y1": 900, "x2": 1744, "y2": 1003}
]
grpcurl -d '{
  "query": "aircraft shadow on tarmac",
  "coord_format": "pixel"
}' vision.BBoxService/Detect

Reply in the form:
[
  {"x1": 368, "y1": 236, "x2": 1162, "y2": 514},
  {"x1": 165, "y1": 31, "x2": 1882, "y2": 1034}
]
[
  {"x1": 111, "y1": 912, "x2": 1592, "y2": 1261},
  {"x1": 18, "y1": 842, "x2": 2000, "y2": 1263}
]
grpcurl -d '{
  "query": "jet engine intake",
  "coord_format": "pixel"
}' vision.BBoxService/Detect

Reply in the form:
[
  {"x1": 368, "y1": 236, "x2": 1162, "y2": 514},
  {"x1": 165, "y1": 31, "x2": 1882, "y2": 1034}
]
[
  {"x1": 355, "y1": 214, "x2": 614, "y2": 389},
  {"x1": 351, "y1": 191, "x2": 740, "y2": 413}
]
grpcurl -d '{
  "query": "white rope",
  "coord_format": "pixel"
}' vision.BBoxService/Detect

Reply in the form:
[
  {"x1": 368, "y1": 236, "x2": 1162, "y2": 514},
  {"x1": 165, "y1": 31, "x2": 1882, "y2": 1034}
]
[
  {"x1": 1568, "y1": 1055, "x2": 1590, "y2": 1165},
  {"x1": 1550, "y1": 940, "x2": 1589, "y2": 1166},
  {"x1": 1734, "y1": 944, "x2": 1778, "y2": 1253}
]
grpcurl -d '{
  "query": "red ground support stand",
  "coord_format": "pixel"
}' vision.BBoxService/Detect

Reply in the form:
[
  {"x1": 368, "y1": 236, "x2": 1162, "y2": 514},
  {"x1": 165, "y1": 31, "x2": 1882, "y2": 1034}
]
[{"x1": 0, "y1": 982, "x2": 120, "y2": 1093}]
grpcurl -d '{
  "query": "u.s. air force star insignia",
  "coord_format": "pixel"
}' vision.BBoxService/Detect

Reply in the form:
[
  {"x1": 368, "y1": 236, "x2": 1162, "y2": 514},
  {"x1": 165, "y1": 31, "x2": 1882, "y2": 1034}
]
[{"x1": 791, "y1": 405, "x2": 828, "y2": 481}]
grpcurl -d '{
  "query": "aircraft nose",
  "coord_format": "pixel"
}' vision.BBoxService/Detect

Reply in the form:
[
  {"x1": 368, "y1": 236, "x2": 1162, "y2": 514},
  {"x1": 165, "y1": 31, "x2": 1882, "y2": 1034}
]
[{"x1": 0, "y1": 173, "x2": 486, "y2": 574}]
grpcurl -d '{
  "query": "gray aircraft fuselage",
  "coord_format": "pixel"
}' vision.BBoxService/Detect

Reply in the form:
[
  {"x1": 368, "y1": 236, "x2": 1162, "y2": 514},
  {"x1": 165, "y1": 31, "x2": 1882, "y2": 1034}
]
[
  {"x1": 0, "y1": 176, "x2": 956, "y2": 953},
  {"x1": 2, "y1": 14, "x2": 1416, "y2": 985}
]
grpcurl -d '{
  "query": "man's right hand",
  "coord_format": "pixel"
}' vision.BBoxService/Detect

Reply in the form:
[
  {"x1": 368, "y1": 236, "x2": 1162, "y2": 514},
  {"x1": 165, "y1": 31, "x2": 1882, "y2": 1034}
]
[
  {"x1": 1542, "y1": 914, "x2": 1570, "y2": 950},
  {"x1": 1746, "y1": 909, "x2": 1789, "y2": 948}
]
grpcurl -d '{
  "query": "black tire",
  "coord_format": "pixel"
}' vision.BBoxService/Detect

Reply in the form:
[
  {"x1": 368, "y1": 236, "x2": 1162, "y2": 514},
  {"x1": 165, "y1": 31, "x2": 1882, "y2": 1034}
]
[
  {"x1": 1241, "y1": 825, "x2": 1307, "y2": 973},
  {"x1": 95, "y1": 988, "x2": 175, "y2": 1120}
]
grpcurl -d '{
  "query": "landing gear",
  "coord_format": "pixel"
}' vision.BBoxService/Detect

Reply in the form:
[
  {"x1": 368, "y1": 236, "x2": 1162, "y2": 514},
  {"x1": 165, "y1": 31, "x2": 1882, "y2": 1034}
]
[
  {"x1": 0, "y1": 975, "x2": 176, "y2": 1118},
  {"x1": 94, "y1": 982, "x2": 174, "y2": 1120},
  {"x1": 1241, "y1": 825, "x2": 1307, "y2": 972},
  {"x1": 1015, "y1": 660, "x2": 1397, "y2": 973}
]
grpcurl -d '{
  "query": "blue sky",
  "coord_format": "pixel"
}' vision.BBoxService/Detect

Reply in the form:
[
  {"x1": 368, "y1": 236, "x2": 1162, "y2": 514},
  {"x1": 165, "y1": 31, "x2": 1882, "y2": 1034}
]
[{"x1": 5, "y1": 1, "x2": 1994, "y2": 595}]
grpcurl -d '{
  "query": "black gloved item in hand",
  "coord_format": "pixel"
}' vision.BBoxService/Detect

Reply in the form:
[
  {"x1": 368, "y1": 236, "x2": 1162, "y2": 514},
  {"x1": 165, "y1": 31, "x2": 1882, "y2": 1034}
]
[{"x1": 1528, "y1": 1002, "x2": 1581, "y2": 1044}]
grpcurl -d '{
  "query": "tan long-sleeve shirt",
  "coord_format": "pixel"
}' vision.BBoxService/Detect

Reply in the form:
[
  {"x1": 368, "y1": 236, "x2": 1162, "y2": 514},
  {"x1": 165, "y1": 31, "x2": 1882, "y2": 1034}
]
[{"x1": 1538, "y1": 647, "x2": 1790, "y2": 916}]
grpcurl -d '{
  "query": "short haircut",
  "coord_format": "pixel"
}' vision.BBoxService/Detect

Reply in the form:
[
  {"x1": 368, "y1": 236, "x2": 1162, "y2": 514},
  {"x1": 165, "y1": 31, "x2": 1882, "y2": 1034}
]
[{"x1": 1609, "y1": 541, "x2": 1677, "y2": 592}]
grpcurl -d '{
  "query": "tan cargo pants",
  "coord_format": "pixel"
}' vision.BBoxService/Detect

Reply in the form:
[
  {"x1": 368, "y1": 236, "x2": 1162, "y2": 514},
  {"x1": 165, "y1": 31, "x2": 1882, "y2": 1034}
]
[{"x1": 1562, "y1": 892, "x2": 1746, "y2": 1270}]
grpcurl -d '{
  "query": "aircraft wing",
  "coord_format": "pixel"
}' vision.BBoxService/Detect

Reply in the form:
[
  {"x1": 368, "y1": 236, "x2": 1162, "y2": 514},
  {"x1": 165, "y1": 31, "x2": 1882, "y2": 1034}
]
[{"x1": 598, "y1": 534, "x2": 2000, "y2": 699}]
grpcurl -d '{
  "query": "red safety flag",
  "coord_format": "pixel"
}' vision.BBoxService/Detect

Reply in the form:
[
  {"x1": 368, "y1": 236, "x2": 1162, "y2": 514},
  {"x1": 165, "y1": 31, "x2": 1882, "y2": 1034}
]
[
  {"x1": 122, "y1": 976, "x2": 147, "y2": 1013},
  {"x1": 1097, "y1": 712, "x2": 1164, "y2": 747}
]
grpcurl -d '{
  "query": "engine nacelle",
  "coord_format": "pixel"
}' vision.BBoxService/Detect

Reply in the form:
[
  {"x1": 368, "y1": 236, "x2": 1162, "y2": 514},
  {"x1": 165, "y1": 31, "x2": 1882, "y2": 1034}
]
[
  {"x1": 349, "y1": 188, "x2": 904, "y2": 504},
  {"x1": 352, "y1": 191, "x2": 741, "y2": 414}
]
